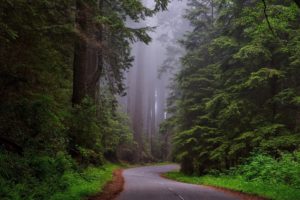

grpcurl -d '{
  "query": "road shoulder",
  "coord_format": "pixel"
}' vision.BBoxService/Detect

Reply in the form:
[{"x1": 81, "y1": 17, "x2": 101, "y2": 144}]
[
  {"x1": 88, "y1": 169, "x2": 124, "y2": 200},
  {"x1": 162, "y1": 172, "x2": 267, "y2": 200}
]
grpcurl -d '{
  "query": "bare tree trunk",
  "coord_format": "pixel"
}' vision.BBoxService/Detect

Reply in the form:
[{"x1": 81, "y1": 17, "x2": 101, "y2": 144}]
[
  {"x1": 132, "y1": 43, "x2": 145, "y2": 161},
  {"x1": 88, "y1": 0, "x2": 103, "y2": 101},
  {"x1": 72, "y1": 0, "x2": 88, "y2": 105},
  {"x1": 72, "y1": 0, "x2": 103, "y2": 105}
]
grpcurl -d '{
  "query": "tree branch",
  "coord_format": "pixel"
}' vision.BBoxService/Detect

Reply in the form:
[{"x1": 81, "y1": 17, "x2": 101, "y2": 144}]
[{"x1": 261, "y1": 0, "x2": 276, "y2": 37}]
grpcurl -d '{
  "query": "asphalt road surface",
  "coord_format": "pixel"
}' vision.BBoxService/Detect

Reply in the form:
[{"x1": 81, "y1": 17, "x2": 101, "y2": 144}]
[{"x1": 116, "y1": 164, "x2": 240, "y2": 200}]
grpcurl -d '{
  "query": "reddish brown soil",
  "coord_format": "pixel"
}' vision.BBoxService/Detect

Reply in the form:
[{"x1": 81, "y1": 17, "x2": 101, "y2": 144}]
[{"x1": 88, "y1": 169, "x2": 124, "y2": 200}]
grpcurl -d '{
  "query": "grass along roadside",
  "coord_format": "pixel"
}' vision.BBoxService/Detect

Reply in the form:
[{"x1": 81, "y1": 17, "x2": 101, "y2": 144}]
[
  {"x1": 50, "y1": 164, "x2": 119, "y2": 200},
  {"x1": 165, "y1": 171, "x2": 300, "y2": 200},
  {"x1": 51, "y1": 160, "x2": 173, "y2": 199}
]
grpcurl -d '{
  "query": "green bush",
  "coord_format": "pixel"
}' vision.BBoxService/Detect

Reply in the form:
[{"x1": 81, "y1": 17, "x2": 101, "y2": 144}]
[
  {"x1": 233, "y1": 152, "x2": 300, "y2": 188},
  {"x1": 0, "y1": 151, "x2": 118, "y2": 200},
  {"x1": 77, "y1": 146, "x2": 105, "y2": 166},
  {"x1": 50, "y1": 164, "x2": 118, "y2": 200},
  {"x1": 166, "y1": 152, "x2": 300, "y2": 200},
  {"x1": 0, "y1": 152, "x2": 74, "y2": 200}
]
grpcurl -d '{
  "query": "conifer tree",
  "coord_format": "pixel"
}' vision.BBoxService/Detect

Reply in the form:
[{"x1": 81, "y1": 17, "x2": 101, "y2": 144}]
[{"x1": 168, "y1": 0, "x2": 300, "y2": 174}]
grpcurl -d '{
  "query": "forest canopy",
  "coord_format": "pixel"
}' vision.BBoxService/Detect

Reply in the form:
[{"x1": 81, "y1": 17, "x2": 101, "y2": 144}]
[
  {"x1": 160, "y1": 0, "x2": 300, "y2": 175},
  {"x1": 1, "y1": 0, "x2": 300, "y2": 199}
]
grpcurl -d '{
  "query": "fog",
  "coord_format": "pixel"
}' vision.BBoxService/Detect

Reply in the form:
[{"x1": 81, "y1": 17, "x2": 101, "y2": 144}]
[{"x1": 119, "y1": 0, "x2": 190, "y2": 158}]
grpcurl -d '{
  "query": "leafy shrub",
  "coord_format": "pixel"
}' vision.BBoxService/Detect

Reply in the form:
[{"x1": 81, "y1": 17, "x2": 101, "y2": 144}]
[
  {"x1": 0, "y1": 151, "x2": 74, "y2": 200},
  {"x1": 0, "y1": 96, "x2": 67, "y2": 153},
  {"x1": 77, "y1": 146, "x2": 104, "y2": 166},
  {"x1": 232, "y1": 151, "x2": 300, "y2": 188},
  {"x1": 68, "y1": 98, "x2": 102, "y2": 153}
]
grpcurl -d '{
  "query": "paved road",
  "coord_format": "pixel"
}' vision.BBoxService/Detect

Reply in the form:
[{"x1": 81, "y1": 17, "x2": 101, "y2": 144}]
[{"x1": 116, "y1": 164, "x2": 240, "y2": 200}]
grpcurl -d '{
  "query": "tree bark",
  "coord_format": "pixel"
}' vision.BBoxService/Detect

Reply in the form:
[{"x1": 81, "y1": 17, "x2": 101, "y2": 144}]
[
  {"x1": 87, "y1": 0, "x2": 104, "y2": 100},
  {"x1": 72, "y1": 0, "x2": 88, "y2": 105},
  {"x1": 132, "y1": 43, "x2": 145, "y2": 161},
  {"x1": 72, "y1": 0, "x2": 103, "y2": 105}
]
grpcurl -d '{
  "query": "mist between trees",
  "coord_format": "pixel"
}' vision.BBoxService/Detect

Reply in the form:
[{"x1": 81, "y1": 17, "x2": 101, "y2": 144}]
[{"x1": 1, "y1": 0, "x2": 300, "y2": 199}]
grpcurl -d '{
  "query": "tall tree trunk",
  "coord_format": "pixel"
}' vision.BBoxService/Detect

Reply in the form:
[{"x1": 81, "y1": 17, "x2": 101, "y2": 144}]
[
  {"x1": 72, "y1": 0, "x2": 103, "y2": 105},
  {"x1": 270, "y1": 76, "x2": 278, "y2": 122},
  {"x1": 88, "y1": 0, "x2": 104, "y2": 101},
  {"x1": 132, "y1": 43, "x2": 145, "y2": 161},
  {"x1": 72, "y1": 0, "x2": 88, "y2": 105}
]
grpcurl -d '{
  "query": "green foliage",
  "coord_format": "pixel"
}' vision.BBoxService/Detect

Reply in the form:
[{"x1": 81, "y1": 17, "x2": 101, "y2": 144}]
[
  {"x1": 0, "y1": 152, "x2": 74, "y2": 200},
  {"x1": 0, "y1": 151, "x2": 118, "y2": 200},
  {"x1": 166, "y1": 0, "x2": 300, "y2": 175},
  {"x1": 166, "y1": 171, "x2": 300, "y2": 200},
  {"x1": 84, "y1": 0, "x2": 169, "y2": 94},
  {"x1": 50, "y1": 164, "x2": 118, "y2": 200},
  {"x1": 165, "y1": 152, "x2": 300, "y2": 200},
  {"x1": 68, "y1": 98, "x2": 103, "y2": 165},
  {"x1": 233, "y1": 152, "x2": 300, "y2": 188},
  {"x1": 67, "y1": 94, "x2": 135, "y2": 165},
  {"x1": 0, "y1": 0, "x2": 163, "y2": 198},
  {"x1": 0, "y1": 96, "x2": 67, "y2": 153},
  {"x1": 243, "y1": 68, "x2": 284, "y2": 89}
]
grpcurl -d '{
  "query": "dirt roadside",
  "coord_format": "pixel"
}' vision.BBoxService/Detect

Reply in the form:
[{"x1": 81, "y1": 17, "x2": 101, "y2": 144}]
[{"x1": 88, "y1": 169, "x2": 124, "y2": 200}]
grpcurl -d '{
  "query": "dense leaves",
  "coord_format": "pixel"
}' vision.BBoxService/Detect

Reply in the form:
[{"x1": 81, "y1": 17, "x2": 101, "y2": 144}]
[
  {"x1": 0, "y1": 0, "x2": 168, "y2": 199},
  {"x1": 163, "y1": 0, "x2": 300, "y2": 174},
  {"x1": 166, "y1": 152, "x2": 300, "y2": 200}
]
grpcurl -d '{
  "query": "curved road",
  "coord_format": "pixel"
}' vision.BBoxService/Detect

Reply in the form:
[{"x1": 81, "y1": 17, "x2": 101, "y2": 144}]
[{"x1": 116, "y1": 164, "x2": 240, "y2": 200}]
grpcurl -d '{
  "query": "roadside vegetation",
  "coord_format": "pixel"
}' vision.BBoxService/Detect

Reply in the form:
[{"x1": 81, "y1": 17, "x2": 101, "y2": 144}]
[
  {"x1": 2, "y1": 0, "x2": 300, "y2": 199},
  {"x1": 50, "y1": 164, "x2": 118, "y2": 200},
  {"x1": 166, "y1": 152, "x2": 300, "y2": 200},
  {"x1": 0, "y1": 151, "x2": 119, "y2": 200},
  {"x1": 0, "y1": 1, "x2": 168, "y2": 200},
  {"x1": 159, "y1": 0, "x2": 300, "y2": 197}
]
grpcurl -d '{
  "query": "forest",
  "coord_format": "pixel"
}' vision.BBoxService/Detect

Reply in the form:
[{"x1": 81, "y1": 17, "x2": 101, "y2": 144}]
[{"x1": 1, "y1": 0, "x2": 300, "y2": 200}]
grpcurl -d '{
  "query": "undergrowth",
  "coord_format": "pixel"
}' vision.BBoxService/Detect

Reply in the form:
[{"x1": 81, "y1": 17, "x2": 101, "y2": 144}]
[
  {"x1": 165, "y1": 152, "x2": 300, "y2": 200},
  {"x1": 0, "y1": 151, "x2": 118, "y2": 200}
]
